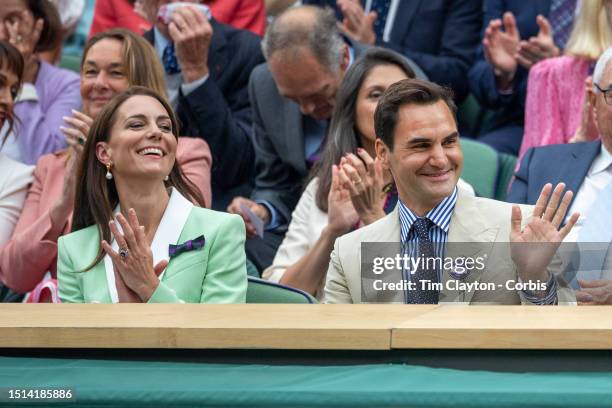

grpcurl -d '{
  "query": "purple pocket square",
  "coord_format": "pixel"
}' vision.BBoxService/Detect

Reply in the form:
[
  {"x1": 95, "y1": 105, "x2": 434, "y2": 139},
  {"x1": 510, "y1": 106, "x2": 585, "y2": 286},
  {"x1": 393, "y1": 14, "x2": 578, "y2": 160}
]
[{"x1": 169, "y1": 235, "x2": 205, "y2": 258}]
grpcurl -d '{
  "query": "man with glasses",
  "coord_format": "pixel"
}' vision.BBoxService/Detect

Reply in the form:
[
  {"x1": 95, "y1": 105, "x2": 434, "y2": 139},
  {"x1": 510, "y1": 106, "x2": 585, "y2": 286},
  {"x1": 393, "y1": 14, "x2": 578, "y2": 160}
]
[{"x1": 508, "y1": 48, "x2": 612, "y2": 303}]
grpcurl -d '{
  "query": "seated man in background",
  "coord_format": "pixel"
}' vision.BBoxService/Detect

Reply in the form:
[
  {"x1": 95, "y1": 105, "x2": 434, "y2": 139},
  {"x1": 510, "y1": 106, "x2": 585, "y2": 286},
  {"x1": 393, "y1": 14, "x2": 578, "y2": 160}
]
[
  {"x1": 227, "y1": 5, "x2": 369, "y2": 271},
  {"x1": 303, "y1": 0, "x2": 482, "y2": 102},
  {"x1": 140, "y1": 0, "x2": 264, "y2": 209},
  {"x1": 508, "y1": 48, "x2": 612, "y2": 303},
  {"x1": 468, "y1": 0, "x2": 577, "y2": 155},
  {"x1": 324, "y1": 79, "x2": 578, "y2": 305}
]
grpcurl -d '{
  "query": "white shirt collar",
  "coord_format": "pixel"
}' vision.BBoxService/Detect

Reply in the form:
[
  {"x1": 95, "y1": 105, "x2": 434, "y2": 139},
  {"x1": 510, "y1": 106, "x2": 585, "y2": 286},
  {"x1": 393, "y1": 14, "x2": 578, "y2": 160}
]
[
  {"x1": 590, "y1": 143, "x2": 612, "y2": 176},
  {"x1": 103, "y1": 187, "x2": 194, "y2": 303}
]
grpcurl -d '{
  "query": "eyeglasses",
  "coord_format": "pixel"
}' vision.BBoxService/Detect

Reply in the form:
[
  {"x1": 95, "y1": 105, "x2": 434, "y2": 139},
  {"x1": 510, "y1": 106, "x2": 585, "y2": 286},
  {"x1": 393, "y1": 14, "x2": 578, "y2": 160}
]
[{"x1": 594, "y1": 83, "x2": 612, "y2": 105}]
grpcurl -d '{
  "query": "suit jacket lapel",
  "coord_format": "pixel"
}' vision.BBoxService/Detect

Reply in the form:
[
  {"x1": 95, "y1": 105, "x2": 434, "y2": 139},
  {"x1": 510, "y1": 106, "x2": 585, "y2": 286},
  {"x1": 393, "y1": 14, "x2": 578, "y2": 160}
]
[
  {"x1": 441, "y1": 190, "x2": 498, "y2": 303},
  {"x1": 284, "y1": 102, "x2": 306, "y2": 174},
  {"x1": 361, "y1": 205, "x2": 404, "y2": 303},
  {"x1": 565, "y1": 141, "x2": 602, "y2": 205},
  {"x1": 390, "y1": 0, "x2": 423, "y2": 45}
]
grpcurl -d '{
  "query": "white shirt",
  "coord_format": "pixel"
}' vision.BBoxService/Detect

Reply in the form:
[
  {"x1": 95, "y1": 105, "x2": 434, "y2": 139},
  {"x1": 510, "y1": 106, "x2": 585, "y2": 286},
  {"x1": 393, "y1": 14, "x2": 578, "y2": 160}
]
[
  {"x1": 564, "y1": 144, "x2": 612, "y2": 242},
  {"x1": 364, "y1": 0, "x2": 400, "y2": 43},
  {"x1": 0, "y1": 154, "x2": 33, "y2": 246}
]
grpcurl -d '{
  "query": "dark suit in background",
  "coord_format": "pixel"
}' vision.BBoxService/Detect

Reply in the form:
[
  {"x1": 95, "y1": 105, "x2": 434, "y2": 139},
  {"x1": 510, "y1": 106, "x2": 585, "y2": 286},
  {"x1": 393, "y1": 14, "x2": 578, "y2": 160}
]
[
  {"x1": 303, "y1": 0, "x2": 482, "y2": 102},
  {"x1": 468, "y1": 0, "x2": 552, "y2": 154},
  {"x1": 507, "y1": 141, "x2": 601, "y2": 205},
  {"x1": 145, "y1": 19, "x2": 265, "y2": 209},
  {"x1": 246, "y1": 42, "x2": 368, "y2": 270}
]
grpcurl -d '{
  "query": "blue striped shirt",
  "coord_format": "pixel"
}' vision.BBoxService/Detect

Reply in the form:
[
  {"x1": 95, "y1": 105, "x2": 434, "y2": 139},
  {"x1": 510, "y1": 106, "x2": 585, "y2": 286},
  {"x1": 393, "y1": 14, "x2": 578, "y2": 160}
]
[{"x1": 398, "y1": 187, "x2": 457, "y2": 246}]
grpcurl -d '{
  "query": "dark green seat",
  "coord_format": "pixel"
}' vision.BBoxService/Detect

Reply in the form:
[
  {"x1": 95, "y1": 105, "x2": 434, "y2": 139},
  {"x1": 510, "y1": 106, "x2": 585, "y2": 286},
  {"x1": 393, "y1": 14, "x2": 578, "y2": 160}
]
[
  {"x1": 460, "y1": 139, "x2": 498, "y2": 198},
  {"x1": 495, "y1": 153, "x2": 518, "y2": 201},
  {"x1": 246, "y1": 276, "x2": 317, "y2": 304},
  {"x1": 59, "y1": 53, "x2": 82, "y2": 73}
]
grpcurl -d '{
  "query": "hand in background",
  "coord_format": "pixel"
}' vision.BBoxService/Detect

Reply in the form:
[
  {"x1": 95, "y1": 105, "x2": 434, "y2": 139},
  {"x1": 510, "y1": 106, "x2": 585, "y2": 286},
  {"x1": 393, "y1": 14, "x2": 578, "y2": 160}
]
[
  {"x1": 327, "y1": 164, "x2": 359, "y2": 236},
  {"x1": 338, "y1": 149, "x2": 386, "y2": 226},
  {"x1": 570, "y1": 76, "x2": 598, "y2": 143},
  {"x1": 516, "y1": 15, "x2": 560, "y2": 69},
  {"x1": 336, "y1": 0, "x2": 377, "y2": 45},
  {"x1": 227, "y1": 196, "x2": 271, "y2": 238},
  {"x1": 576, "y1": 280, "x2": 612, "y2": 305},
  {"x1": 168, "y1": 5, "x2": 212, "y2": 83},
  {"x1": 483, "y1": 12, "x2": 520, "y2": 90},
  {"x1": 53, "y1": 111, "x2": 94, "y2": 223},
  {"x1": 3, "y1": 10, "x2": 43, "y2": 83}
]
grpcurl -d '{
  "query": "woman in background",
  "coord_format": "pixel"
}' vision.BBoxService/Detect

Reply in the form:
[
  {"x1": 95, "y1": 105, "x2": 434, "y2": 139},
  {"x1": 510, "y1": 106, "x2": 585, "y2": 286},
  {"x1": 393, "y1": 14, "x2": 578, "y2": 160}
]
[
  {"x1": 0, "y1": 42, "x2": 33, "y2": 302},
  {"x1": 0, "y1": 0, "x2": 81, "y2": 164},
  {"x1": 58, "y1": 87, "x2": 246, "y2": 303},
  {"x1": 520, "y1": 0, "x2": 612, "y2": 160},
  {"x1": 0, "y1": 42, "x2": 32, "y2": 247},
  {"x1": 0, "y1": 29, "x2": 211, "y2": 301}
]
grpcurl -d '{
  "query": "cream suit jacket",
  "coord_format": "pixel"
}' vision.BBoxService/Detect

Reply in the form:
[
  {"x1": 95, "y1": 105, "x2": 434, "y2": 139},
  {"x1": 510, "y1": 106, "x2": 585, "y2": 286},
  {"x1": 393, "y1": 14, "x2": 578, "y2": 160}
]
[{"x1": 324, "y1": 188, "x2": 575, "y2": 305}]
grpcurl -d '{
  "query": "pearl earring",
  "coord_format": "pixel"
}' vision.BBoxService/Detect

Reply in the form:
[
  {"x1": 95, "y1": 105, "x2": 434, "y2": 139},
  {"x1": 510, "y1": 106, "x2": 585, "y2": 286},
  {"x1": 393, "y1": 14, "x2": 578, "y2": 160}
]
[
  {"x1": 105, "y1": 162, "x2": 113, "y2": 180},
  {"x1": 164, "y1": 175, "x2": 169, "y2": 181}
]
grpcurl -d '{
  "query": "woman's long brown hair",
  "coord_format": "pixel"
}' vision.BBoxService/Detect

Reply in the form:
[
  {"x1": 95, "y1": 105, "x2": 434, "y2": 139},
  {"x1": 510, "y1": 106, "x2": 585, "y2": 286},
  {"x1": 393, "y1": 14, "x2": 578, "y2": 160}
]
[
  {"x1": 72, "y1": 86, "x2": 205, "y2": 271},
  {"x1": 0, "y1": 41, "x2": 24, "y2": 147}
]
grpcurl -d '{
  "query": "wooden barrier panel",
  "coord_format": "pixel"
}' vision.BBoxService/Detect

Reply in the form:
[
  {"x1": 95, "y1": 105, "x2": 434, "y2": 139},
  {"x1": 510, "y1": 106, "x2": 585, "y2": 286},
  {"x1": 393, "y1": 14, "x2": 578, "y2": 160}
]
[
  {"x1": 392, "y1": 305, "x2": 612, "y2": 349},
  {"x1": 3, "y1": 304, "x2": 612, "y2": 351},
  {"x1": 0, "y1": 304, "x2": 434, "y2": 350}
]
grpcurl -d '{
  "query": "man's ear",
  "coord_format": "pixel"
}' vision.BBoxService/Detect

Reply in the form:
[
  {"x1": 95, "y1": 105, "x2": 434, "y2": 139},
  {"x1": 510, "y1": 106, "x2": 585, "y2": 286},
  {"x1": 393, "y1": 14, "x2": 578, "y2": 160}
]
[
  {"x1": 587, "y1": 76, "x2": 597, "y2": 117},
  {"x1": 96, "y1": 141, "x2": 111, "y2": 165},
  {"x1": 375, "y1": 138, "x2": 390, "y2": 170},
  {"x1": 340, "y1": 43, "x2": 350, "y2": 72}
]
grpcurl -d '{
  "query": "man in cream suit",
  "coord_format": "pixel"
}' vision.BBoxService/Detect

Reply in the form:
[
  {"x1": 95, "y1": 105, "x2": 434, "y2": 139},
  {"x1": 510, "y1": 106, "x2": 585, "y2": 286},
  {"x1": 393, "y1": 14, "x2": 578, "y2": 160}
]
[{"x1": 324, "y1": 79, "x2": 578, "y2": 305}]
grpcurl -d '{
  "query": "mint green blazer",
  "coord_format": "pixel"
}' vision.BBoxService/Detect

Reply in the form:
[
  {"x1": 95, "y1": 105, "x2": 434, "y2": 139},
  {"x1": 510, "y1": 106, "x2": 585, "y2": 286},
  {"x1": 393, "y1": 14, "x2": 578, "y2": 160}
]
[{"x1": 58, "y1": 207, "x2": 247, "y2": 303}]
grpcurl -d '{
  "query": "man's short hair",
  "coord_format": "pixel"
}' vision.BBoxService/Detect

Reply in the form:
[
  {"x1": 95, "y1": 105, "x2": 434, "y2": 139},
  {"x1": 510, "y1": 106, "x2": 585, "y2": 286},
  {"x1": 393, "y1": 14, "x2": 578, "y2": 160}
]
[
  {"x1": 374, "y1": 79, "x2": 457, "y2": 150},
  {"x1": 261, "y1": 6, "x2": 344, "y2": 72}
]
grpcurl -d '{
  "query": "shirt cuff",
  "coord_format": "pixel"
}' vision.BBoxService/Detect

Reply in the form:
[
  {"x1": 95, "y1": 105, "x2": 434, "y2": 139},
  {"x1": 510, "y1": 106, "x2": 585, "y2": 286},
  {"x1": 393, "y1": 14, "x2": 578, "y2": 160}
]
[
  {"x1": 17, "y1": 83, "x2": 39, "y2": 102},
  {"x1": 256, "y1": 200, "x2": 283, "y2": 231},
  {"x1": 180, "y1": 74, "x2": 209, "y2": 96},
  {"x1": 520, "y1": 273, "x2": 558, "y2": 305}
]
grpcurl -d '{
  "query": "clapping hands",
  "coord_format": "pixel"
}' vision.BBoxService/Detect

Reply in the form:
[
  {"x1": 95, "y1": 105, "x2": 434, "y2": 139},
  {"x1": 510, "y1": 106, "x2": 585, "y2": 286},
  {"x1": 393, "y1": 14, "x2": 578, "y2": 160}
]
[
  {"x1": 101, "y1": 209, "x2": 168, "y2": 302},
  {"x1": 484, "y1": 12, "x2": 560, "y2": 88}
]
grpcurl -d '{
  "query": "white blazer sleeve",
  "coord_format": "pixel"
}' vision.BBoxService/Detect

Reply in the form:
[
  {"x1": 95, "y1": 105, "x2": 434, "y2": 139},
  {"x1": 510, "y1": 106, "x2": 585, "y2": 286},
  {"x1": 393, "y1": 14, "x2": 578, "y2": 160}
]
[
  {"x1": 0, "y1": 156, "x2": 33, "y2": 246},
  {"x1": 262, "y1": 178, "x2": 327, "y2": 283}
]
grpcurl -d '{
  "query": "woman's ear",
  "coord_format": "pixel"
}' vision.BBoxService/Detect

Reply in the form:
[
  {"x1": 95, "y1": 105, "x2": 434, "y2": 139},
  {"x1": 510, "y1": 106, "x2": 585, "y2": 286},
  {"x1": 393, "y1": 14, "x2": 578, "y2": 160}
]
[
  {"x1": 375, "y1": 138, "x2": 390, "y2": 170},
  {"x1": 96, "y1": 141, "x2": 111, "y2": 165}
]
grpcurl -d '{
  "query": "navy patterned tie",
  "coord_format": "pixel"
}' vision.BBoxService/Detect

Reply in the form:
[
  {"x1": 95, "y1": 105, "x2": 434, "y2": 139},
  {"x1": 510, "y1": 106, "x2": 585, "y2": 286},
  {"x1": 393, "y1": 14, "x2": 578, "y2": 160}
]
[
  {"x1": 549, "y1": 0, "x2": 577, "y2": 50},
  {"x1": 370, "y1": 0, "x2": 391, "y2": 41},
  {"x1": 406, "y1": 217, "x2": 439, "y2": 304},
  {"x1": 162, "y1": 43, "x2": 181, "y2": 75}
]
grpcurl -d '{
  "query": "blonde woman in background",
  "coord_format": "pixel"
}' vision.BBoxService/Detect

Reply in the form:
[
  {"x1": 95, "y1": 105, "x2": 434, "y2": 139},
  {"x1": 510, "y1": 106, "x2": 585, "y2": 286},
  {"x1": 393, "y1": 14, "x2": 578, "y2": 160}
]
[{"x1": 519, "y1": 0, "x2": 612, "y2": 160}]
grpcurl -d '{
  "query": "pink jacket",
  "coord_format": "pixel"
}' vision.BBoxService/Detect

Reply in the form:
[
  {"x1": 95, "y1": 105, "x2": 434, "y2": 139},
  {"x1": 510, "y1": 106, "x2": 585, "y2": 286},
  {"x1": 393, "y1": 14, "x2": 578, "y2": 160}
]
[
  {"x1": 0, "y1": 137, "x2": 212, "y2": 293},
  {"x1": 519, "y1": 56, "x2": 593, "y2": 161}
]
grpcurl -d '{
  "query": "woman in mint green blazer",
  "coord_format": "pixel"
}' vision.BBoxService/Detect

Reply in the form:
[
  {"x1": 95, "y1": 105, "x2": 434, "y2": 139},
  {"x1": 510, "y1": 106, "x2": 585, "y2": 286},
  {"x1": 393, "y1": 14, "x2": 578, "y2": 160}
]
[{"x1": 58, "y1": 87, "x2": 247, "y2": 303}]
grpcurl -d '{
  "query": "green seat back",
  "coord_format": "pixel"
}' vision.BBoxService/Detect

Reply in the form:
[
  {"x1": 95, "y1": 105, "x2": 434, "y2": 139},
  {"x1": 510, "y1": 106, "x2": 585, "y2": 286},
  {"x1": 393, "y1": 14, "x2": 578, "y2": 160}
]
[
  {"x1": 460, "y1": 139, "x2": 498, "y2": 198},
  {"x1": 246, "y1": 276, "x2": 317, "y2": 304},
  {"x1": 59, "y1": 53, "x2": 82, "y2": 73},
  {"x1": 496, "y1": 153, "x2": 518, "y2": 201},
  {"x1": 457, "y1": 94, "x2": 483, "y2": 136}
]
